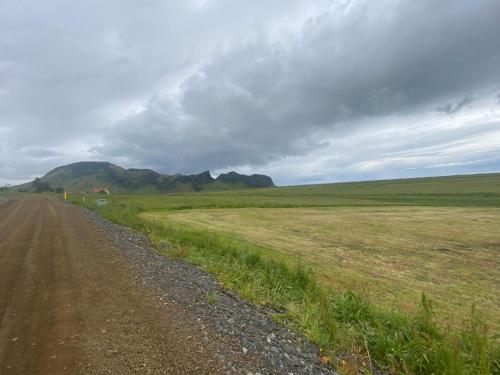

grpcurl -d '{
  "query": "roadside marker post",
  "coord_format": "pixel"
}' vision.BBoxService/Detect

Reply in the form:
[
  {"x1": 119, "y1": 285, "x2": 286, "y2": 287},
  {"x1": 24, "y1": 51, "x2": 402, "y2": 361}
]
[{"x1": 64, "y1": 190, "x2": 67, "y2": 201}]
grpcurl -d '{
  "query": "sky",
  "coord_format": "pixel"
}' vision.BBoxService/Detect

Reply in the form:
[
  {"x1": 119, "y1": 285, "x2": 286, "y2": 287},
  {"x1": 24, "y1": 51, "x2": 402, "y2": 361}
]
[{"x1": 1, "y1": 0, "x2": 499, "y2": 186}]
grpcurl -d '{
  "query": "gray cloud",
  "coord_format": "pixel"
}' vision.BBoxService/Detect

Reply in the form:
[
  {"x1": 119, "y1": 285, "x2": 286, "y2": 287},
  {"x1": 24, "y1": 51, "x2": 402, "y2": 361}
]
[
  {"x1": 247, "y1": 117, "x2": 500, "y2": 185},
  {"x1": 1, "y1": 0, "x2": 500, "y2": 184},
  {"x1": 436, "y1": 96, "x2": 475, "y2": 115},
  {"x1": 97, "y1": 0, "x2": 500, "y2": 174},
  {"x1": 23, "y1": 148, "x2": 62, "y2": 158}
]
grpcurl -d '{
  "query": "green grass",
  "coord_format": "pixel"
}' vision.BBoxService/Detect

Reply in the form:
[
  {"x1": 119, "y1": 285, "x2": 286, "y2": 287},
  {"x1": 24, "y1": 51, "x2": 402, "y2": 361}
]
[
  {"x1": 69, "y1": 173, "x2": 500, "y2": 374},
  {"x1": 144, "y1": 206, "x2": 500, "y2": 332},
  {"x1": 73, "y1": 173, "x2": 500, "y2": 210}
]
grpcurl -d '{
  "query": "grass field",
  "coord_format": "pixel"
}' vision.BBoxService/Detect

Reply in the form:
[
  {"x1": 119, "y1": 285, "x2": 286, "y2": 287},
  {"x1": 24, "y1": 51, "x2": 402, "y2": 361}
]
[
  {"x1": 71, "y1": 173, "x2": 500, "y2": 374},
  {"x1": 143, "y1": 206, "x2": 500, "y2": 330},
  {"x1": 93, "y1": 173, "x2": 500, "y2": 210}
]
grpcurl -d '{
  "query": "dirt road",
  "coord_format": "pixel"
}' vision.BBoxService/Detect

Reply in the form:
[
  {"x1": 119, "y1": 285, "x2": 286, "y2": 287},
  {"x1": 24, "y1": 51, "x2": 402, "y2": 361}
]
[{"x1": 0, "y1": 196, "x2": 243, "y2": 374}]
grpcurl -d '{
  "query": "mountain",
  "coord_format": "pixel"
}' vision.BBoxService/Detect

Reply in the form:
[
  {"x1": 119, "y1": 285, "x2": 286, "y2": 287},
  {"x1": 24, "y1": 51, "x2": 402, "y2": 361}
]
[
  {"x1": 15, "y1": 161, "x2": 275, "y2": 193},
  {"x1": 215, "y1": 171, "x2": 274, "y2": 188}
]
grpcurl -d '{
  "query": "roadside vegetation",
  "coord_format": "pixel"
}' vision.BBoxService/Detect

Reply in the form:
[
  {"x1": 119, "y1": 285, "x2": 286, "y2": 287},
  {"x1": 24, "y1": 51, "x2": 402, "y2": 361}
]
[{"x1": 71, "y1": 173, "x2": 500, "y2": 374}]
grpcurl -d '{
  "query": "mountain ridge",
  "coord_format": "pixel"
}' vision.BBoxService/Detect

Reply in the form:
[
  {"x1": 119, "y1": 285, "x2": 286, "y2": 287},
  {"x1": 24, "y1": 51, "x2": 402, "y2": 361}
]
[{"x1": 16, "y1": 161, "x2": 275, "y2": 193}]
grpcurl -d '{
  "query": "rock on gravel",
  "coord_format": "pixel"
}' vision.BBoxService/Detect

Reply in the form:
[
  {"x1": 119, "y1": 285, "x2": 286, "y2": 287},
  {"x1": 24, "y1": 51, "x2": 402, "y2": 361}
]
[{"x1": 85, "y1": 208, "x2": 339, "y2": 375}]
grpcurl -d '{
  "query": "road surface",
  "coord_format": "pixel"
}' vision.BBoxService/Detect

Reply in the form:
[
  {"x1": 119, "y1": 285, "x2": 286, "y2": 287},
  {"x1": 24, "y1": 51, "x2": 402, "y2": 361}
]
[{"x1": 0, "y1": 196, "x2": 237, "y2": 374}]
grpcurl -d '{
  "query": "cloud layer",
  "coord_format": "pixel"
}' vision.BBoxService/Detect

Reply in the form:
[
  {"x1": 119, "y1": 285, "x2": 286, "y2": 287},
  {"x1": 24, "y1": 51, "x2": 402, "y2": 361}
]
[{"x1": 1, "y1": 0, "x2": 499, "y2": 185}]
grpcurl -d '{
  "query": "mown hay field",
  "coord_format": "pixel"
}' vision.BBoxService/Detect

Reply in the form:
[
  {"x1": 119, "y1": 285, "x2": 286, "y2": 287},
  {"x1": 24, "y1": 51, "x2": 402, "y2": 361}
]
[{"x1": 143, "y1": 206, "x2": 500, "y2": 331}]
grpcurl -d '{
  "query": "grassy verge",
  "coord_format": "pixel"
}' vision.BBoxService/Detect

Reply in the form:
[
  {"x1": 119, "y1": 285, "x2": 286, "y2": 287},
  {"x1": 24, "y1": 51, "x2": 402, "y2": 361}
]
[{"x1": 74, "y1": 198, "x2": 499, "y2": 375}]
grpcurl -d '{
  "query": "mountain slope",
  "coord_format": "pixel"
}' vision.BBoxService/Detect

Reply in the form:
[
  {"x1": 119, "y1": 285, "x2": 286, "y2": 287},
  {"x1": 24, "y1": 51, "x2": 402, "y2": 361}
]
[{"x1": 18, "y1": 161, "x2": 275, "y2": 193}]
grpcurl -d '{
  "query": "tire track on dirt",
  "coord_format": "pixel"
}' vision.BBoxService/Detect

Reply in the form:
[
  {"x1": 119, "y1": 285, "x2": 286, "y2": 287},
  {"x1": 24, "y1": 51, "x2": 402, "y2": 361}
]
[
  {"x1": 0, "y1": 197, "x2": 81, "y2": 374},
  {"x1": 0, "y1": 198, "x2": 44, "y2": 323}
]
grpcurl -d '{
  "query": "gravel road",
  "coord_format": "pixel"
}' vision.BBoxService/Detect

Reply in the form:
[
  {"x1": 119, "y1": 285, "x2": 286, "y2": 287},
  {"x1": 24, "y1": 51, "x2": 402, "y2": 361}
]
[{"x1": 0, "y1": 196, "x2": 337, "y2": 374}]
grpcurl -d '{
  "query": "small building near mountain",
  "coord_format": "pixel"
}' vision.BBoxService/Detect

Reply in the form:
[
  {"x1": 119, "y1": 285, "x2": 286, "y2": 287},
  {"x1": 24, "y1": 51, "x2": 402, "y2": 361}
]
[{"x1": 91, "y1": 187, "x2": 111, "y2": 195}]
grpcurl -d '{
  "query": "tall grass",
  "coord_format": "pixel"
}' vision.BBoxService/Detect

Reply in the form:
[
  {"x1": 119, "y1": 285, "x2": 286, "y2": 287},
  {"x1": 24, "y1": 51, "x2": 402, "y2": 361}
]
[{"x1": 77, "y1": 199, "x2": 499, "y2": 374}]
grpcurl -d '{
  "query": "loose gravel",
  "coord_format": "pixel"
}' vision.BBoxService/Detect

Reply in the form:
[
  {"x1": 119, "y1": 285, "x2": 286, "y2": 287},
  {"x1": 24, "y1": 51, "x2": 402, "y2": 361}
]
[{"x1": 85, "y1": 208, "x2": 339, "y2": 375}]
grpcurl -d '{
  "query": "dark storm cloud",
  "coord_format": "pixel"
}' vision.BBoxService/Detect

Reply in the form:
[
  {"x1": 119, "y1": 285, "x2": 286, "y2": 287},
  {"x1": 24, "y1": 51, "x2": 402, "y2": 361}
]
[
  {"x1": 1, "y1": 0, "x2": 500, "y2": 184},
  {"x1": 98, "y1": 0, "x2": 500, "y2": 174}
]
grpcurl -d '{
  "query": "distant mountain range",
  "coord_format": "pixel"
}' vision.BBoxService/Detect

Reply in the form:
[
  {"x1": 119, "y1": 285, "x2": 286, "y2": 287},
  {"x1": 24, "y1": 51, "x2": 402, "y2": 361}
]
[{"x1": 15, "y1": 161, "x2": 275, "y2": 193}]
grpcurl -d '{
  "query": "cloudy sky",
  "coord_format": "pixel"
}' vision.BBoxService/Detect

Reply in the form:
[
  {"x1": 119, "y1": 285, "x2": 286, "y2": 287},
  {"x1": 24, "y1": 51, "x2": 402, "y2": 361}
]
[{"x1": 1, "y1": 0, "x2": 499, "y2": 186}]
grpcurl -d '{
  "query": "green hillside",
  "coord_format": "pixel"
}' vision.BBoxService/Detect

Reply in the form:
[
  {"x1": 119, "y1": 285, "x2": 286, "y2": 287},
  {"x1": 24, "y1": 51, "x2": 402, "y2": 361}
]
[{"x1": 14, "y1": 161, "x2": 275, "y2": 193}]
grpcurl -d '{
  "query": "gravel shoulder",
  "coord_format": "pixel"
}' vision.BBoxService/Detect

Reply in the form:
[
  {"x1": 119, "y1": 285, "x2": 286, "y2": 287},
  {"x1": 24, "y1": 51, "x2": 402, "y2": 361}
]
[{"x1": 85, "y1": 207, "x2": 338, "y2": 375}]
